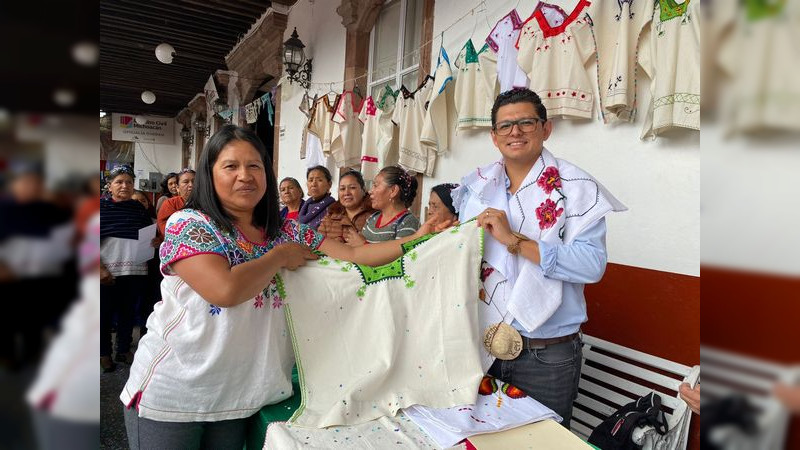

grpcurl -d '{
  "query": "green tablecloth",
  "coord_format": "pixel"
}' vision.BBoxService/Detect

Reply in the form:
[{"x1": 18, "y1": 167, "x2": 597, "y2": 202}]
[{"x1": 244, "y1": 366, "x2": 302, "y2": 450}]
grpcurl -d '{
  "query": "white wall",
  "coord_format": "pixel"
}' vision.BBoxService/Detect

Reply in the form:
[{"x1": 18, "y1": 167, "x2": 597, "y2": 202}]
[
  {"x1": 279, "y1": 0, "x2": 700, "y2": 277},
  {"x1": 133, "y1": 122, "x2": 183, "y2": 185}
]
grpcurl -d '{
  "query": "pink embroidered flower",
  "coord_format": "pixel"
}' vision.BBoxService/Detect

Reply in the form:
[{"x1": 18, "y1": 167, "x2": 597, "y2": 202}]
[
  {"x1": 537, "y1": 166, "x2": 562, "y2": 194},
  {"x1": 303, "y1": 228, "x2": 317, "y2": 246},
  {"x1": 272, "y1": 296, "x2": 283, "y2": 309},
  {"x1": 254, "y1": 293, "x2": 264, "y2": 308},
  {"x1": 366, "y1": 98, "x2": 377, "y2": 116},
  {"x1": 536, "y1": 199, "x2": 564, "y2": 230}
]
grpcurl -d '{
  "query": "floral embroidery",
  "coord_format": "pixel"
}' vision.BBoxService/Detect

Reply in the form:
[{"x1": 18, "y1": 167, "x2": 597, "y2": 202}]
[
  {"x1": 254, "y1": 293, "x2": 264, "y2": 308},
  {"x1": 209, "y1": 304, "x2": 222, "y2": 316},
  {"x1": 272, "y1": 296, "x2": 283, "y2": 309},
  {"x1": 227, "y1": 247, "x2": 247, "y2": 266},
  {"x1": 187, "y1": 227, "x2": 215, "y2": 244},
  {"x1": 537, "y1": 166, "x2": 562, "y2": 194},
  {"x1": 480, "y1": 266, "x2": 495, "y2": 282},
  {"x1": 365, "y1": 97, "x2": 377, "y2": 116},
  {"x1": 535, "y1": 199, "x2": 564, "y2": 229}
]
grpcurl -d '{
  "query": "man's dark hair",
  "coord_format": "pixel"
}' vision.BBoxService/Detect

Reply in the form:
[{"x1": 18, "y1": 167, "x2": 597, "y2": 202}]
[
  {"x1": 185, "y1": 125, "x2": 281, "y2": 239},
  {"x1": 491, "y1": 88, "x2": 548, "y2": 127}
]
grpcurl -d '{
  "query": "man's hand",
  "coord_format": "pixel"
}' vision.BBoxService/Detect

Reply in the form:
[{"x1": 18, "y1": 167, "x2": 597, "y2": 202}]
[
  {"x1": 679, "y1": 383, "x2": 701, "y2": 415},
  {"x1": 477, "y1": 208, "x2": 515, "y2": 246}
]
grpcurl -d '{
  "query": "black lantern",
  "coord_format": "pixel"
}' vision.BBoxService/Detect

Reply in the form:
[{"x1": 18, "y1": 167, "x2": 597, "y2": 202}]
[
  {"x1": 180, "y1": 126, "x2": 194, "y2": 146},
  {"x1": 283, "y1": 28, "x2": 312, "y2": 89}
]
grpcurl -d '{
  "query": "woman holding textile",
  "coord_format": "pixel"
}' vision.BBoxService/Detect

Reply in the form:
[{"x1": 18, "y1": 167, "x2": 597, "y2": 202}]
[
  {"x1": 318, "y1": 170, "x2": 376, "y2": 244},
  {"x1": 120, "y1": 126, "x2": 442, "y2": 449}
]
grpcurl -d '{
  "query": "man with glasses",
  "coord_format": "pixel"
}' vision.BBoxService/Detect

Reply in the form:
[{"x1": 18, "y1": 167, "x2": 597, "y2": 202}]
[{"x1": 454, "y1": 88, "x2": 626, "y2": 427}]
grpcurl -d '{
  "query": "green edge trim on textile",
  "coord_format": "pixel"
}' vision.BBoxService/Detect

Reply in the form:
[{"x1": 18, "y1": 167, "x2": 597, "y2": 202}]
[{"x1": 284, "y1": 305, "x2": 307, "y2": 422}]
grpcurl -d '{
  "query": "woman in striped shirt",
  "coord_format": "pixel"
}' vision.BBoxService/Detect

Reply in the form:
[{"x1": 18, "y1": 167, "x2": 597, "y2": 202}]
[{"x1": 347, "y1": 166, "x2": 420, "y2": 244}]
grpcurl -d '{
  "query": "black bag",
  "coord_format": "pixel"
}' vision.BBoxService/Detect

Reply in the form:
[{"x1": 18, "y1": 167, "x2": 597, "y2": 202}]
[{"x1": 588, "y1": 392, "x2": 668, "y2": 449}]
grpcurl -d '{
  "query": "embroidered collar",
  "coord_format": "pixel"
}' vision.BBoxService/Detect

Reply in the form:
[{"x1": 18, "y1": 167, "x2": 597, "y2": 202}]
[
  {"x1": 400, "y1": 76, "x2": 434, "y2": 99},
  {"x1": 529, "y1": 0, "x2": 591, "y2": 38},
  {"x1": 377, "y1": 85, "x2": 398, "y2": 110},
  {"x1": 659, "y1": 0, "x2": 691, "y2": 21},
  {"x1": 486, "y1": 9, "x2": 524, "y2": 52}
]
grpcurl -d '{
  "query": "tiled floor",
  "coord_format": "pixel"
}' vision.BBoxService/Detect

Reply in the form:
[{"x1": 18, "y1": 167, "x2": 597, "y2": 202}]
[{"x1": 100, "y1": 328, "x2": 140, "y2": 450}]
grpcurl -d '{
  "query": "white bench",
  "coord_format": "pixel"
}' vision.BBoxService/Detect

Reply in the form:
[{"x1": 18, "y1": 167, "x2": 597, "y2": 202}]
[
  {"x1": 700, "y1": 346, "x2": 800, "y2": 450},
  {"x1": 570, "y1": 334, "x2": 700, "y2": 447}
]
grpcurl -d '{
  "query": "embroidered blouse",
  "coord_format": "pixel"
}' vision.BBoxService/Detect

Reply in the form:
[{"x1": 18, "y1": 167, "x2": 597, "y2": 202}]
[
  {"x1": 120, "y1": 209, "x2": 324, "y2": 422},
  {"x1": 516, "y1": 0, "x2": 597, "y2": 119}
]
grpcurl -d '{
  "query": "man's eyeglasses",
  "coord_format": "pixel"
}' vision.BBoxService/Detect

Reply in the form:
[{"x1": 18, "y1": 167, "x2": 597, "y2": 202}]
[{"x1": 493, "y1": 118, "x2": 547, "y2": 136}]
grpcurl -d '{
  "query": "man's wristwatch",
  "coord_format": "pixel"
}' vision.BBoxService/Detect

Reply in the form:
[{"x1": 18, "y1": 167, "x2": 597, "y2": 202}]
[{"x1": 506, "y1": 232, "x2": 529, "y2": 255}]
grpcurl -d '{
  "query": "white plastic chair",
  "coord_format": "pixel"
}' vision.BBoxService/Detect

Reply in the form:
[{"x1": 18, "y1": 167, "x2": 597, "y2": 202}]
[{"x1": 570, "y1": 334, "x2": 700, "y2": 449}]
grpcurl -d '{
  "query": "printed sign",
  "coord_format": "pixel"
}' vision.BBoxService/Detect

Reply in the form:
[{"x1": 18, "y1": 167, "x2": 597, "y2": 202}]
[{"x1": 111, "y1": 113, "x2": 174, "y2": 144}]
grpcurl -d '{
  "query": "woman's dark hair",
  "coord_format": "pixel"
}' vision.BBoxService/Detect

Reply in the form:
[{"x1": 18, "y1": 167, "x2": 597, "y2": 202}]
[
  {"x1": 185, "y1": 125, "x2": 280, "y2": 239},
  {"x1": 306, "y1": 165, "x2": 332, "y2": 183},
  {"x1": 431, "y1": 183, "x2": 459, "y2": 216},
  {"x1": 339, "y1": 170, "x2": 366, "y2": 193},
  {"x1": 379, "y1": 165, "x2": 417, "y2": 207},
  {"x1": 160, "y1": 172, "x2": 178, "y2": 196},
  {"x1": 491, "y1": 88, "x2": 548, "y2": 127},
  {"x1": 279, "y1": 177, "x2": 304, "y2": 197}
]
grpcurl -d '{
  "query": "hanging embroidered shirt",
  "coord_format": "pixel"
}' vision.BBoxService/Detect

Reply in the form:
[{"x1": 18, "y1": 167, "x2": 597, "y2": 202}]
[
  {"x1": 360, "y1": 86, "x2": 400, "y2": 180},
  {"x1": 308, "y1": 93, "x2": 340, "y2": 157},
  {"x1": 420, "y1": 47, "x2": 455, "y2": 157},
  {"x1": 392, "y1": 79, "x2": 435, "y2": 175},
  {"x1": 516, "y1": 0, "x2": 596, "y2": 120},
  {"x1": 638, "y1": 0, "x2": 700, "y2": 138},
  {"x1": 454, "y1": 40, "x2": 495, "y2": 129},
  {"x1": 485, "y1": 9, "x2": 529, "y2": 92},
  {"x1": 592, "y1": 0, "x2": 653, "y2": 122},
  {"x1": 280, "y1": 223, "x2": 484, "y2": 427},
  {"x1": 717, "y1": 0, "x2": 800, "y2": 134},
  {"x1": 119, "y1": 210, "x2": 324, "y2": 422},
  {"x1": 299, "y1": 92, "x2": 314, "y2": 160},
  {"x1": 330, "y1": 91, "x2": 363, "y2": 169}
]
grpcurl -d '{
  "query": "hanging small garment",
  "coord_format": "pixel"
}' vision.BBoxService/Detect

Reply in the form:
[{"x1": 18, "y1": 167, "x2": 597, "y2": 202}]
[
  {"x1": 244, "y1": 99, "x2": 260, "y2": 124},
  {"x1": 405, "y1": 375, "x2": 561, "y2": 448},
  {"x1": 308, "y1": 93, "x2": 339, "y2": 157},
  {"x1": 280, "y1": 222, "x2": 484, "y2": 428},
  {"x1": 299, "y1": 92, "x2": 313, "y2": 159},
  {"x1": 484, "y1": 9, "x2": 529, "y2": 92},
  {"x1": 516, "y1": 0, "x2": 596, "y2": 119},
  {"x1": 420, "y1": 47, "x2": 454, "y2": 158},
  {"x1": 592, "y1": 0, "x2": 653, "y2": 122},
  {"x1": 330, "y1": 90, "x2": 363, "y2": 169},
  {"x1": 454, "y1": 39, "x2": 495, "y2": 129},
  {"x1": 391, "y1": 79, "x2": 434, "y2": 175},
  {"x1": 359, "y1": 86, "x2": 399, "y2": 180},
  {"x1": 639, "y1": 0, "x2": 700, "y2": 138},
  {"x1": 717, "y1": 0, "x2": 800, "y2": 134}
]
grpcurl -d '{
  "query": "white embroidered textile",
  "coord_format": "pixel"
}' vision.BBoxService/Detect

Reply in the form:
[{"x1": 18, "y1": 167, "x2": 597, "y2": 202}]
[{"x1": 281, "y1": 222, "x2": 484, "y2": 428}]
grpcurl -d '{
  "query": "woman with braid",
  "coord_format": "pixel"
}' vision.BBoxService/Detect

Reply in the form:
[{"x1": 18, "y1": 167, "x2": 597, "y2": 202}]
[{"x1": 344, "y1": 166, "x2": 420, "y2": 244}]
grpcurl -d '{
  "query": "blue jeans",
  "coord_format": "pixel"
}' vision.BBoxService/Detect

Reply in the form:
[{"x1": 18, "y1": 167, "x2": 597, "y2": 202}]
[{"x1": 488, "y1": 334, "x2": 583, "y2": 427}]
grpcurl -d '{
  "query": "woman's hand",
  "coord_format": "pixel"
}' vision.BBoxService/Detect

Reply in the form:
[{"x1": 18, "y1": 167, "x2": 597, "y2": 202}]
[
  {"x1": 100, "y1": 265, "x2": 115, "y2": 285},
  {"x1": 416, "y1": 216, "x2": 455, "y2": 237},
  {"x1": 275, "y1": 242, "x2": 319, "y2": 270},
  {"x1": 342, "y1": 227, "x2": 366, "y2": 246},
  {"x1": 477, "y1": 208, "x2": 514, "y2": 245}
]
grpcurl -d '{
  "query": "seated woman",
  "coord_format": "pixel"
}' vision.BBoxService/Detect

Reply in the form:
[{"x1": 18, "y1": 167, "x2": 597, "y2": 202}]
[
  {"x1": 318, "y1": 170, "x2": 376, "y2": 244},
  {"x1": 350, "y1": 166, "x2": 420, "y2": 244},
  {"x1": 298, "y1": 165, "x2": 335, "y2": 229},
  {"x1": 156, "y1": 169, "x2": 195, "y2": 237},
  {"x1": 427, "y1": 183, "x2": 459, "y2": 224},
  {"x1": 279, "y1": 177, "x2": 304, "y2": 221},
  {"x1": 120, "y1": 126, "x2": 441, "y2": 449}
]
